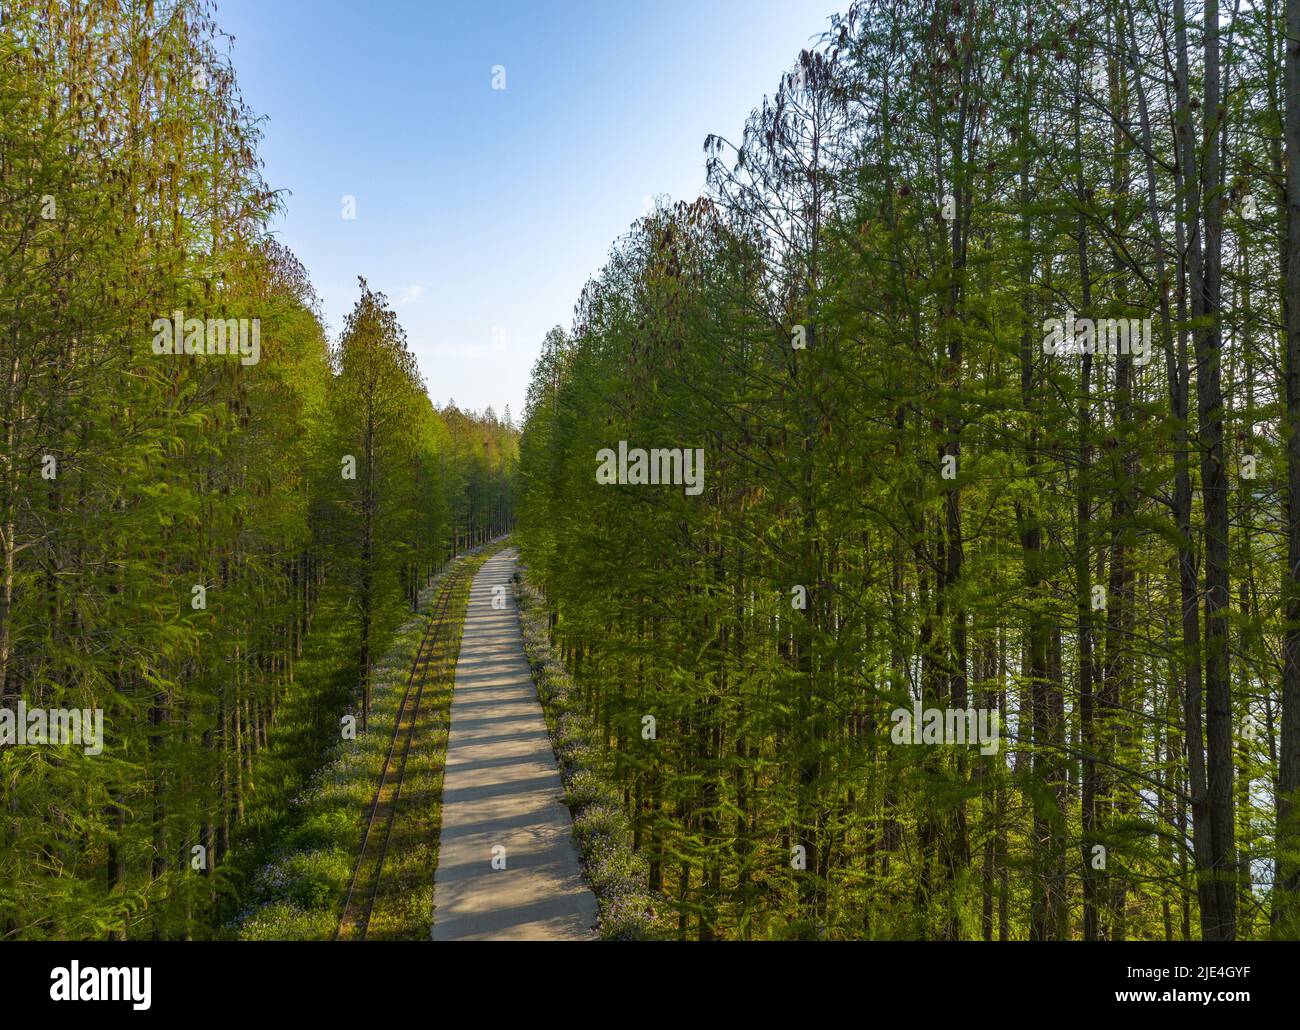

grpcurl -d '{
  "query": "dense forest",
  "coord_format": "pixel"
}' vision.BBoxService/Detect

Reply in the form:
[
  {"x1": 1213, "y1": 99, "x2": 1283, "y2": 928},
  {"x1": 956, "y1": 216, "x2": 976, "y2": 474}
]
[
  {"x1": 5, "y1": 0, "x2": 1300, "y2": 950},
  {"x1": 517, "y1": 0, "x2": 1300, "y2": 940},
  {"x1": 0, "y1": 0, "x2": 514, "y2": 938}
]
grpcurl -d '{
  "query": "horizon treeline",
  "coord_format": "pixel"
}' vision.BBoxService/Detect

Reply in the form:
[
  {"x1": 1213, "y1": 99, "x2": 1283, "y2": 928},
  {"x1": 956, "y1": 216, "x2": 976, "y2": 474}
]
[
  {"x1": 517, "y1": 0, "x2": 1300, "y2": 939},
  {"x1": 0, "y1": 0, "x2": 515, "y2": 939}
]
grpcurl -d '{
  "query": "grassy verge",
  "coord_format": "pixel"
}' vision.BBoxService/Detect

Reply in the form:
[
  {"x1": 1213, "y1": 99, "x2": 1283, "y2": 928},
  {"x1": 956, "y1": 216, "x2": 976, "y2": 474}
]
[
  {"x1": 231, "y1": 542, "x2": 504, "y2": 940},
  {"x1": 207, "y1": 574, "x2": 422, "y2": 937},
  {"x1": 360, "y1": 548, "x2": 491, "y2": 940},
  {"x1": 513, "y1": 567, "x2": 667, "y2": 940}
]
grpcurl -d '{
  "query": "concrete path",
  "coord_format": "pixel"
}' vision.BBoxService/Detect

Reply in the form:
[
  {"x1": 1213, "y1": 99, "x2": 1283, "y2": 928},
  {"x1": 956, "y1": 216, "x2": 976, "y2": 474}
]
[{"x1": 430, "y1": 548, "x2": 597, "y2": 940}]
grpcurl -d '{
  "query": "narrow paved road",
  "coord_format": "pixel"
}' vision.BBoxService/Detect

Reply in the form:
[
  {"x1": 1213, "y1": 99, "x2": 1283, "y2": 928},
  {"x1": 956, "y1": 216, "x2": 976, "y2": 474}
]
[{"x1": 430, "y1": 548, "x2": 597, "y2": 940}]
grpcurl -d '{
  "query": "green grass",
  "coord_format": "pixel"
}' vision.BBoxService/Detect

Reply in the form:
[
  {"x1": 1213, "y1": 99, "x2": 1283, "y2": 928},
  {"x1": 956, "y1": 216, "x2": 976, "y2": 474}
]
[
  {"x1": 514, "y1": 568, "x2": 666, "y2": 941},
  {"x1": 227, "y1": 543, "x2": 504, "y2": 940},
  {"x1": 361, "y1": 553, "x2": 487, "y2": 939}
]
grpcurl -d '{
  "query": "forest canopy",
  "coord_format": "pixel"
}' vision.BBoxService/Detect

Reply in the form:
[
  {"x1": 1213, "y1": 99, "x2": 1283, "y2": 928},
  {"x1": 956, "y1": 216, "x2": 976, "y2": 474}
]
[
  {"x1": 516, "y1": 0, "x2": 1300, "y2": 941},
  {"x1": 0, "y1": 0, "x2": 515, "y2": 939}
]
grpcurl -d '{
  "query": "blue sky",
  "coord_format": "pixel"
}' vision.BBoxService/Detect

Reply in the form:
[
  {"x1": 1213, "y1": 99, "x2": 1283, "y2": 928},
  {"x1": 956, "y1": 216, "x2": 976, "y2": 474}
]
[{"x1": 217, "y1": 0, "x2": 838, "y2": 419}]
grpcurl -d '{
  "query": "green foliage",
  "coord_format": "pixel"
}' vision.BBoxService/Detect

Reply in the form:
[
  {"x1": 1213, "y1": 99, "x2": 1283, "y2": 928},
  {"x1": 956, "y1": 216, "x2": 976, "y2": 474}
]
[
  {"x1": 516, "y1": 0, "x2": 1300, "y2": 941},
  {"x1": 0, "y1": 0, "x2": 515, "y2": 940}
]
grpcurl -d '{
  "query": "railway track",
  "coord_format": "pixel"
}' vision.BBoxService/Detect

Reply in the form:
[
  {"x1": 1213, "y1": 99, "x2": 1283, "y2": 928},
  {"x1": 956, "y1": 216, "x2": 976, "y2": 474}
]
[{"x1": 334, "y1": 564, "x2": 469, "y2": 941}]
